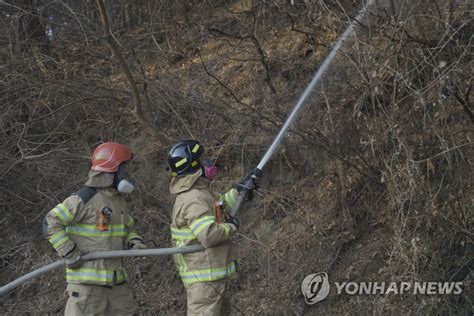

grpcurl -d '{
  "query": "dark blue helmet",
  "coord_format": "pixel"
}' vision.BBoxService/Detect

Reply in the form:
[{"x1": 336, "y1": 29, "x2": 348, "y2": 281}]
[{"x1": 168, "y1": 140, "x2": 204, "y2": 177}]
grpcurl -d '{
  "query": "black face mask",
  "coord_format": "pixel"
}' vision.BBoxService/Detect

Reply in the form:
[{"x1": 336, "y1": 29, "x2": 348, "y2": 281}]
[{"x1": 113, "y1": 164, "x2": 135, "y2": 193}]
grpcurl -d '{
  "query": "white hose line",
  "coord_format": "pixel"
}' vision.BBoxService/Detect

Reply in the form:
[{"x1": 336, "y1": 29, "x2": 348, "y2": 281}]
[
  {"x1": 0, "y1": 245, "x2": 204, "y2": 296},
  {"x1": 232, "y1": 0, "x2": 376, "y2": 217},
  {"x1": 258, "y1": 0, "x2": 375, "y2": 170}
]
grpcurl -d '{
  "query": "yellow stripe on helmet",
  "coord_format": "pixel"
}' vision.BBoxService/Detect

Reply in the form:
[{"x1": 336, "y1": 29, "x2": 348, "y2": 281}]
[{"x1": 175, "y1": 158, "x2": 188, "y2": 167}]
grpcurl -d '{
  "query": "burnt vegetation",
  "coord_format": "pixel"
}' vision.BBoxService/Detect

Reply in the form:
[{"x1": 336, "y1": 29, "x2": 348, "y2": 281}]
[{"x1": 0, "y1": 0, "x2": 472, "y2": 314}]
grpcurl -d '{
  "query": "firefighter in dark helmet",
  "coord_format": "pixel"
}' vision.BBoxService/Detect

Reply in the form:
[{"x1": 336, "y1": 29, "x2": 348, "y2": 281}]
[{"x1": 167, "y1": 140, "x2": 257, "y2": 315}]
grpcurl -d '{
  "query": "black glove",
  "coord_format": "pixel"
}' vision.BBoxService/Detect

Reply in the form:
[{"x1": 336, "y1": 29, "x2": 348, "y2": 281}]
[
  {"x1": 64, "y1": 246, "x2": 82, "y2": 269},
  {"x1": 235, "y1": 169, "x2": 260, "y2": 200},
  {"x1": 225, "y1": 215, "x2": 239, "y2": 230}
]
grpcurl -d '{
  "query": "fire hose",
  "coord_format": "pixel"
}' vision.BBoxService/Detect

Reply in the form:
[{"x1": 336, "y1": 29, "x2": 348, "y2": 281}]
[
  {"x1": 231, "y1": 0, "x2": 376, "y2": 214},
  {"x1": 0, "y1": 246, "x2": 204, "y2": 296},
  {"x1": 0, "y1": 0, "x2": 375, "y2": 297}
]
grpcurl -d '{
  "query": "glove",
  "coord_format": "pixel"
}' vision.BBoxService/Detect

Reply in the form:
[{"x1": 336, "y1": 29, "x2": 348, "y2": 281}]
[
  {"x1": 128, "y1": 239, "x2": 147, "y2": 250},
  {"x1": 64, "y1": 247, "x2": 82, "y2": 269},
  {"x1": 225, "y1": 215, "x2": 239, "y2": 231}
]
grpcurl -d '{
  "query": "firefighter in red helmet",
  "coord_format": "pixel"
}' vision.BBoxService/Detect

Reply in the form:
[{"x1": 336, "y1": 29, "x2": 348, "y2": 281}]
[{"x1": 44, "y1": 142, "x2": 146, "y2": 316}]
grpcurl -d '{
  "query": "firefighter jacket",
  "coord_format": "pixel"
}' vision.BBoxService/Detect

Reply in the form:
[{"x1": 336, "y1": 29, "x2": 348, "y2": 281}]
[
  {"x1": 170, "y1": 169, "x2": 240, "y2": 287},
  {"x1": 44, "y1": 172, "x2": 142, "y2": 286}
]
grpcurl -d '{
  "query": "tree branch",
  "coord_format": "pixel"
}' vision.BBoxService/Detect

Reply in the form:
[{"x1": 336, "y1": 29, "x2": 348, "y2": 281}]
[
  {"x1": 95, "y1": 0, "x2": 170, "y2": 146},
  {"x1": 454, "y1": 79, "x2": 474, "y2": 122}
]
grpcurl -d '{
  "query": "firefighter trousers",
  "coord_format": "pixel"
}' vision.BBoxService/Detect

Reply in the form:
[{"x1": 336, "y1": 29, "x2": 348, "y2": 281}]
[
  {"x1": 64, "y1": 283, "x2": 135, "y2": 316},
  {"x1": 186, "y1": 280, "x2": 228, "y2": 316}
]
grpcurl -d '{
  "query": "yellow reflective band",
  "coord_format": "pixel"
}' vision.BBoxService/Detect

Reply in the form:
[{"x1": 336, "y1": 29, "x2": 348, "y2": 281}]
[
  {"x1": 177, "y1": 253, "x2": 187, "y2": 273},
  {"x1": 65, "y1": 268, "x2": 129, "y2": 284},
  {"x1": 189, "y1": 216, "x2": 215, "y2": 229},
  {"x1": 48, "y1": 230, "x2": 70, "y2": 249},
  {"x1": 126, "y1": 232, "x2": 141, "y2": 243},
  {"x1": 189, "y1": 216, "x2": 216, "y2": 236},
  {"x1": 180, "y1": 262, "x2": 236, "y2": 286},
  {"x1": 116, "y1": 270, "x2": 128, "y2": 283},
  {"x1": 224, "y1": 189, "x2": 238, "y2": 210},
  {"x1": 53, "y1": 204, "x2": 73, "y2": 225},
  {"x1": 175, "y1": 158, "x2": 187, "y2": 168},
  {"x1": 192, "y1": 144, "x2": 200, "y2": 153},
  {"x1": 126, "y1": 217, "x2": 134, "y2": 227},
  {"x1": 222, "y1": 223, "x2": 232, "y2": 239},
  {"x1": 66, "y1": 224, "x2": 127, "y2": 237},
  {"x1": 175, "y1": 240, "x2": 188, "y2": 273},
  {"x1": 171, "y1": 226, "x2": 195, "y2": 241},
  {"x1": 191, "y1": 161, "x2": 198, "y2": 167},
  {"x1": 66, "y1": 268, "x2": 114, "y2": 283}
]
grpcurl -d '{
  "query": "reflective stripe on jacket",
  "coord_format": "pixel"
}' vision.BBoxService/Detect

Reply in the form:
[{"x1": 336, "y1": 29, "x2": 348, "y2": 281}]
[
  {"x1": 45, "y1": 187, "x2": 142, "y2": 286},
  {"x1": 170, "y1": 169, "x2": 239, "y2": 287}
]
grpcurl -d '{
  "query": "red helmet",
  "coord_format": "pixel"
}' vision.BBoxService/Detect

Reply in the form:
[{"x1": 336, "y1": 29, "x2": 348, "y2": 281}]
[{"x1": 91, "y1": 142, "x2": 133, "y2": 172}]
